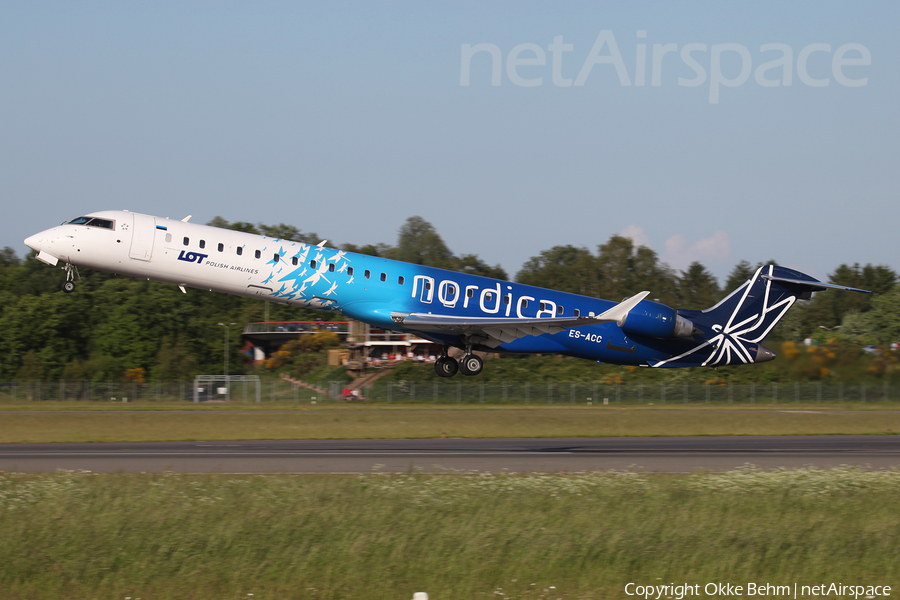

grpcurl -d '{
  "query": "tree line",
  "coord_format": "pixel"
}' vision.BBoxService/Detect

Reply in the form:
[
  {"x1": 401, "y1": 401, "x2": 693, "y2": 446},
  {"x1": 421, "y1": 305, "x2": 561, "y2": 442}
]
[{"x1": 1, "y1": 216, "x2": 896, "y2": 382}]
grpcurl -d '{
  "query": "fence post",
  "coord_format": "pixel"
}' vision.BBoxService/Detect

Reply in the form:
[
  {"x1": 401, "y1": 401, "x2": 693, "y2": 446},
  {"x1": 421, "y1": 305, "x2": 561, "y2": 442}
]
[
  {"x1": 457, "y1": 381, "x2": 461, "y2": 403},
  {"x1": 504, "y1": 382, "x2": 509, "y2": 403},
  {"x1": 480, "y1": 382, "x2": 484, "y2": 404},
  {"x1": 661, "y1": 383, "x2": 666, "y2": 404},
  {"x1": 548, "y1": 383, "x2": 553, "y2": 404},
  {"x1": 772, "y1": 383, "x2": 777, "y2": 404},
  {"x1": 862, "y1": 382, "x2": 866, "y2": 403},
  {"x1": 60, "y1": 379, "x2": 65, "y2": 402},
  {"x1": 683, "y1": 382, "x2": 688, "y2": 404},
  {"x1": 387, "y1": 381, "x2": 392, "y2": 403},
  {"x1": 817, "y1": 381, "x2": 822, "y2": 403},
  {"x1": 705, "y1": 383, "x2": 710, "y2": 404},
  {"x1": 728, "y1": 382, "x2": 732, "y2": 404},
  {"x1": 616, "y1": 382, "x2": 620, "y2": 404},
  {"x1": 525, "y1": 382, "x2": 530, "y2": 404},
  {"x1": 795, "y1": 382, "x2": 800, "y2": 404}
]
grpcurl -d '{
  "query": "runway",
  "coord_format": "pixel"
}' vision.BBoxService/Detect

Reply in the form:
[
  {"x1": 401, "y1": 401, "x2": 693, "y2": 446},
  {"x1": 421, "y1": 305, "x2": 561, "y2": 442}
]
[{"x1": 1, "y1": 435, "x2": 899, "y2": 473}]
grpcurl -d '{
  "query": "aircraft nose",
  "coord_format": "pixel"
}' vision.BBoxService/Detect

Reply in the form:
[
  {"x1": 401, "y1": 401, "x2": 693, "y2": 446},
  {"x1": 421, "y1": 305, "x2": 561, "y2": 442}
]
[
  {"x1": 24, "y1": 233, "x2": 42, "y2": 252},
  {"x1": 755, "y1": 344, "x2": 777, "y2": 363}
]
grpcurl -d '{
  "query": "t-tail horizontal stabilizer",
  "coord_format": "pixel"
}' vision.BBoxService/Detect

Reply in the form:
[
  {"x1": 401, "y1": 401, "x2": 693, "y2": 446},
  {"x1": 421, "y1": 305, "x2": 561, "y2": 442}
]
[{"x1": 761, "y1": 273, "x2": 872, "y2": 295}]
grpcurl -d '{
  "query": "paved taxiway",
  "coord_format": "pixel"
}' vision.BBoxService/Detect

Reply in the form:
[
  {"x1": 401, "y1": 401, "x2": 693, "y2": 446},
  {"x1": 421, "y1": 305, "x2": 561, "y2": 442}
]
[{"x1": 1, "y1": 436, "x2": 899, "y2": 473}]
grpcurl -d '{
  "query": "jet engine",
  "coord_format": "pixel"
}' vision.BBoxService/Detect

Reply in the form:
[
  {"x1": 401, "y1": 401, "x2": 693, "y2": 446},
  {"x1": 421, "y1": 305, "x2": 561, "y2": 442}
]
[{"x1": 619, "y1": 302, "x2": 697, "y2": 339}]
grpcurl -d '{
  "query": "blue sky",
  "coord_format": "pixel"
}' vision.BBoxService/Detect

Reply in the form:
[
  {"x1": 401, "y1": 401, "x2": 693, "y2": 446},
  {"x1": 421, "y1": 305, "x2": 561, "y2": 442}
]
[{"x1": 2, "y1": 1, "x2": 897, "y2": 285}]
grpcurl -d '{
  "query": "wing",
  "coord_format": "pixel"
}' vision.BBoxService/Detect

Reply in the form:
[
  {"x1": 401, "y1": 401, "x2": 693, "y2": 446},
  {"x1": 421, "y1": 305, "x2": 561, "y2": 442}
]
[{"x1": 390, "y1": 291, "x2": 650, "y2": 348}]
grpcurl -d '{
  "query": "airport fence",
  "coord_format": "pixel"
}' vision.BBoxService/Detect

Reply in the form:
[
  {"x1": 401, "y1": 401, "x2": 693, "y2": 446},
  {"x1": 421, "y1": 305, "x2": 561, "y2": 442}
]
[{"x1": 0, "y1": 379, "x2": 899, "y2": 405}]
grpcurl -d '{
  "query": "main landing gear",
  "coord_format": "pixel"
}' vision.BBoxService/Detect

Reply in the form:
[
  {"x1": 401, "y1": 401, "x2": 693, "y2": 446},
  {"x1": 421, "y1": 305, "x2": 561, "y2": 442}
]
[
  {"x1": 61, "y1": 262, "x2": 79, "y2": 294},
  {"x1": 433, "y1": 346, "x2": 484, "y2": 378}
]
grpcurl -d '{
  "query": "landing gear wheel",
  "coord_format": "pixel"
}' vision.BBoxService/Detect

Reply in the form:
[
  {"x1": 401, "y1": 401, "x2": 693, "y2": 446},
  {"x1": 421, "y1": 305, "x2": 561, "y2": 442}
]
[
  {"x1": 61, "y1": 262, "x2": 80, "y2": 294},
  {"x1": 458, "y1": 354, "x2": 483, "y2": 376},
  {"x1": 434, "y1": 356, "x2": 459, "y2": 378}
]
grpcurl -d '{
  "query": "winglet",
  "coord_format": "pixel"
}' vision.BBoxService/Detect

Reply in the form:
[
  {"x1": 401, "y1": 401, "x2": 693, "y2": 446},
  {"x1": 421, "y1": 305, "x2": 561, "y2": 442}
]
[
  {"x1": 595, "y1": 291, "x2": 651, "y2": 325},
  {"x1": 181, "y1": 215, "x2": 192, "y2": 222},
  {"x1": 317, "y1": 239, "x2": 328, "y2": 247}
]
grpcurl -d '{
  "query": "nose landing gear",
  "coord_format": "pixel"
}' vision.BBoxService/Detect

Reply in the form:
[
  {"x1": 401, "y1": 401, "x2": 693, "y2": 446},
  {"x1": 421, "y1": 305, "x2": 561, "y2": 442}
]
[{"x1": 61, "y1": 262, "x2": 80, "y2": 293}]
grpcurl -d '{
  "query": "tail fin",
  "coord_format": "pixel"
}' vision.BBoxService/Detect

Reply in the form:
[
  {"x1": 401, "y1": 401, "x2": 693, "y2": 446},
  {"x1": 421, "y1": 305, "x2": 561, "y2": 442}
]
[{"x1": 653, "y1": 265, "x2": 870, "y2": 367}]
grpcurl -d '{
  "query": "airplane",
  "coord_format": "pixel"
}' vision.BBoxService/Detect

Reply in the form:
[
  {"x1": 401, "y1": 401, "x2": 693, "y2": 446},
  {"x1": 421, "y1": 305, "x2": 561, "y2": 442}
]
[{"x1": 24, "y1": 210, "x2": 870, "y2": 377}]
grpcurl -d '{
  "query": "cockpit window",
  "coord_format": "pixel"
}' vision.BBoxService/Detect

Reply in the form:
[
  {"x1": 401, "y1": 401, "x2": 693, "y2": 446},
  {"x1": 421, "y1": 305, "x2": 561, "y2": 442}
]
[
  {"x1": 67, "y1": 216, "x2": 114, "y2": 229},
  {"x1": 87, "y1": 218, "x2": 114, "y2": 229}
]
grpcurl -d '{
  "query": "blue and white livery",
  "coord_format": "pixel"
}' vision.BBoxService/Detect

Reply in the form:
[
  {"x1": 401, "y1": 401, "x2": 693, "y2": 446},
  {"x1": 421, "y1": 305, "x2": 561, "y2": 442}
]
[{"x1": 24, "y1": 210, "x2": 870, "y2": 377}]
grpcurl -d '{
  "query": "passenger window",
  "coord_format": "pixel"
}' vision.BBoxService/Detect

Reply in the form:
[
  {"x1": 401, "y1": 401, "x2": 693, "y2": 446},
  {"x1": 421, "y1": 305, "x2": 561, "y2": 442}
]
[
  {"x1": 380, "y1": 272, "x2": 386, "y2": 282},
  {"x1": 183, "y1": 237, "x2": 189, "y2": 246},
  {"x1": 237, "y1": 247, "x2": 243, "y2": 256},
  {"x1": 398, "y1": 276, "x2": 405, "y2": 285},
  {"x1": 310, "y1": 260, "x2": 317, "y2": 269},
  {"x1": 329, "y1": 263, "x2": 335, "y2": 272},
  {"x1": 521, "y1": 299, "x2": 528, "y2": 308},
  {"x1": 217, "y1": 243, "x2": 224, "y2": 252},
  {"x1": 273, "y1": 253, "x2": 280, "y2": 262},
  {"x1": 574, "y1": 309, "x2": 580, "y2": 317},
  {"x1": 347, "y1": 266, "x2": 354, "y2": 276},
  {"x1": 557, "y1": 305, "x2": 563, "y2": 315},
  {"x1": 364, "y1": 270, "x2": 371, "y2": 279},
  {"x1": 199, "y1": 240, "x2": 206, "y2": 249},
  {"x1": 503, "y1": 296, "x2": 510, "y2": 305},
  {"x1": 467, "y1": 289, "x2": 474, "y2": 298},
  {"x1": 291, "y1": 257, "x2": 298, "y2": 266},
  {"x1": 539, "y1": 302, "x2": 545, "y2": 311},
  {"x1": 425, "y1": 281, "x2": 431, "y2": 290},
  {"x1": 165, "y1": 233, "x2": 172, "y2": 243},
  {"x1": 255, "y1": 250, "x2": 261, "y2": 259},
  {"x1": 485, "y1": 293, "x2": 493, "y2": 302}
]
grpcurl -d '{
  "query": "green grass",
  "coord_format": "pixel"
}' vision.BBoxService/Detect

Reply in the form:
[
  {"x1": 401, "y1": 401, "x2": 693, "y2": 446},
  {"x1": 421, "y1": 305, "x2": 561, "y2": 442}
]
[
  {"x1": 0, "y1": 468, "x2": 897, "y2": 599},
  {"x1": 0, "y1": 405, "x2": 899, "y2": 443}
]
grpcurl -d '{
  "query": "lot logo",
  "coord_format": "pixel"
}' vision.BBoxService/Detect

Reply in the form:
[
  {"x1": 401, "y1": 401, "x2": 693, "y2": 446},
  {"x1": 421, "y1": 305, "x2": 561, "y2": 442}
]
[{"x1": 178, "y1": 251, "x2": 208, "y2": 265}]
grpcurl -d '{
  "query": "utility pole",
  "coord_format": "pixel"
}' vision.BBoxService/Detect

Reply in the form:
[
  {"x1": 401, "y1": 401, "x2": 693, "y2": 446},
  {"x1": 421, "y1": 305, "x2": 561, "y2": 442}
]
[{"x1": 218, "y1": 322, "x2": 236, "y2": 399}]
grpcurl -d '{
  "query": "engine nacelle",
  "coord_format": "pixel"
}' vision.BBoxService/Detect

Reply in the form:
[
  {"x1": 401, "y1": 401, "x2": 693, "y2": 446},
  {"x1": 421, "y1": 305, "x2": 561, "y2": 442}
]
[{"x1": 619, "y1": 302, "x2": 697, "y2": 339}]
